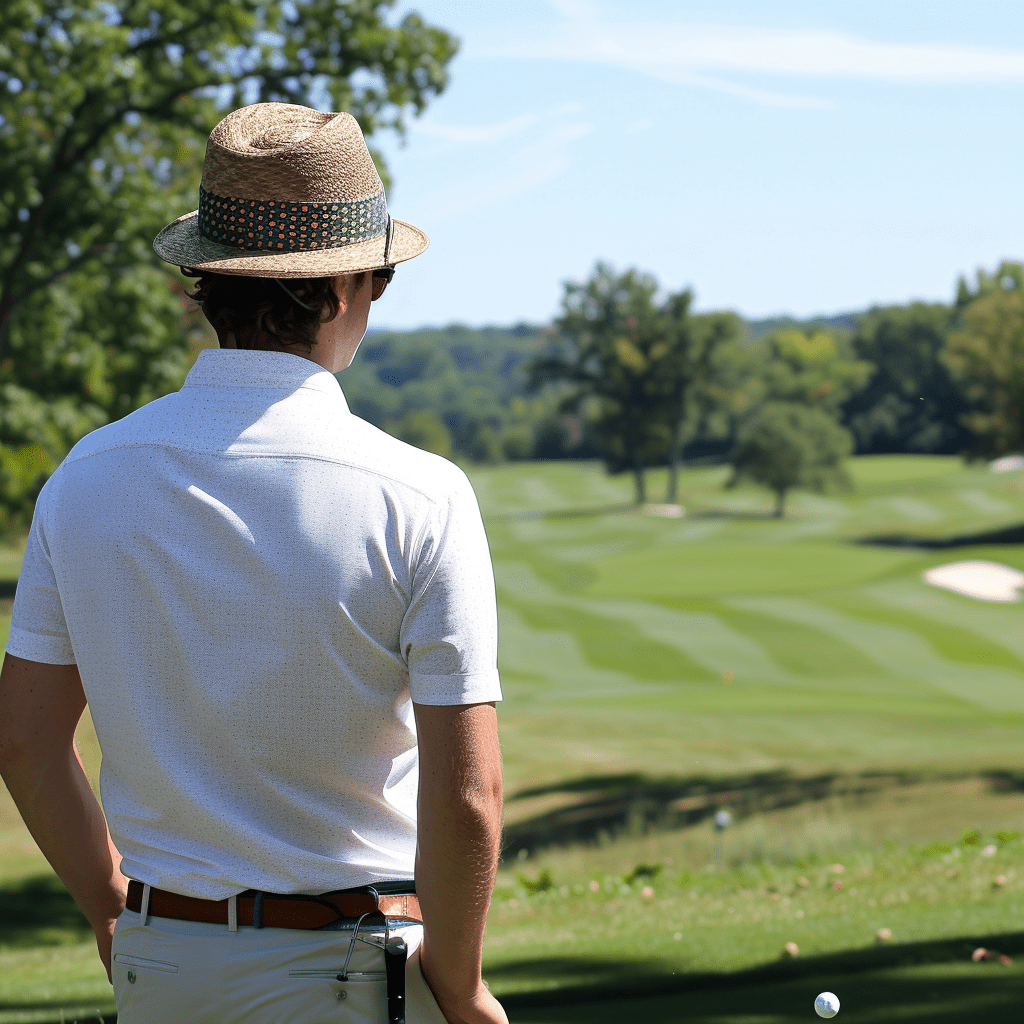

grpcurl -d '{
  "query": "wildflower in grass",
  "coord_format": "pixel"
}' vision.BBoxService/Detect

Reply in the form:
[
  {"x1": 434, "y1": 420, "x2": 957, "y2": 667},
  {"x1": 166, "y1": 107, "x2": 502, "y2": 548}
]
[
  {"x1": 981, "y1": 844, "x2": 997, "y2": 857},
  {"x1": 782, "y1": 941, "x2": 799, "y2": 957},
  {"x1": 589, "y1": 879, "x2": 600, "y2": 893},
  {"x1": 641, "y1": 885, "x2": 655, "y2": 899},
  {"x1": 831, "y1": 880, "x2": 842, "y2": 890},
  {"x1": 797, "y1": 876, "x2": 810, "y2": 888},
  {"x1": 831, "y1": 863, "x2": 845, "y2": 874},
  {"x1": 972, "y1": 947, "x2": 990, "y2": 961},
  {"x1": 876, "y1": 928, "x2": 892, "y2": 942},
  {"x1": 993, "y1": 875, "x2": 1007, "y2": 888},
  {"x1": 998, "y1": 954, "x2": 1013, "y2": 966}
]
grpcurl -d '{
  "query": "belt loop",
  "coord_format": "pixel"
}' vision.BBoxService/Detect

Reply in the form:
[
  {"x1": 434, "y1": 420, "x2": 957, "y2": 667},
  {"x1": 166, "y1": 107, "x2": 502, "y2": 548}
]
[
  {"x1": 227, "y1": 894, "x2": 238, "y2": 932},
  {"x1": 139, "y1": 883, "x2": 151, "y2": 927},
  {"x1": 253, "y1": 891, "x2": 264, "y2": 929}
]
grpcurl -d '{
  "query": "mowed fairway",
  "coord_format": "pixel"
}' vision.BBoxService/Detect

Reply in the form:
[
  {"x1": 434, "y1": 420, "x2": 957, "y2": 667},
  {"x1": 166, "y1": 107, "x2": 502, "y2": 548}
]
[
  {"x1": 474, "y1": 457, "x2": 1024, "y2": 797},
  {"x1": 2, "y1": 455, "x2": 1024, "y2": 1023}
]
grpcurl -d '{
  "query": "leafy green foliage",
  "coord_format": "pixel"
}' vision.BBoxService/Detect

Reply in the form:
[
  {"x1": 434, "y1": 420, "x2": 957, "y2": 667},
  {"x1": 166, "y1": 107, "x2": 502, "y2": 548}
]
[
  {"x1": 945, "y1": 267, "x2": 1024, "y2": 459},
  {"x1": 843, "y1": 303, "x2": 965, "y2": 455},
  {"x1": 0, "y1": 0, "x2": 458, "y2": 528},
  {"x1": 729, "y1": 402, "x2": 853, "y2": 517},
  {"x1": 752, "y1": 328, "x2": 871, "y2": 415},
  {"x1": 529, "y1": 263, "x2": 738, "y2": 503},
  {"x1": 340, "y1": 323, "x2": 570, "y2": 462}
]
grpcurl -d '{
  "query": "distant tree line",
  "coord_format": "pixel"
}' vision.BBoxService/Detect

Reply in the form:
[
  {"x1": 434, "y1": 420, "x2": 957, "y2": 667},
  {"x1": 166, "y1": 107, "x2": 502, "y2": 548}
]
[
  {"x1": 2, "y1": 255, "x2": 1022, "y2": 529},
  {"x1": 336, "y1": 258, "x2": 1024, "y2": 512}
]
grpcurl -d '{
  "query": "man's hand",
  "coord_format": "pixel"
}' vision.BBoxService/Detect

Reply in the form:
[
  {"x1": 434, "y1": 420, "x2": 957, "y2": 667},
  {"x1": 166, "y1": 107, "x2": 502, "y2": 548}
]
[
  {"x1": 414, "y1": 701, "x2": 504, "y2": 1024},
  {"x1": 0, "y1": 654, "x2": 127, "y2": 984},
  {"x1": 419, "y1": 942, "x2": 508, "y2": 1024},
  {"x1": 94, "y1": 914, "x2": 118, "y2": 983}
]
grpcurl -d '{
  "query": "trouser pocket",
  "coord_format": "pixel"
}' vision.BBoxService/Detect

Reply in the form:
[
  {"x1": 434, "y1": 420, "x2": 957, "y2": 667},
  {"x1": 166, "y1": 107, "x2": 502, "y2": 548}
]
[
  {"x1": 114, "y1": 953, "x2": 180, "y2": 975},
  {"x1": 112, "y1": 951, "x2": 182, "y2": 1024}
]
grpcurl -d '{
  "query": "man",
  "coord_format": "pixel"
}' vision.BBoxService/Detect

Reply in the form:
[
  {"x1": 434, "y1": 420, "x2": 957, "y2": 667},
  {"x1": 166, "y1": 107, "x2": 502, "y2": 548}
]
[{"x1": 0, "y1": 102, "x2": 506, "y2": 1024}]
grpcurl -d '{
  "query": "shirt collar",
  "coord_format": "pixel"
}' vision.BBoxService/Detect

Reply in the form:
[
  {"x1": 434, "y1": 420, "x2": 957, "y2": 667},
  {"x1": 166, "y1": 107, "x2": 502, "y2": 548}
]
[{"x1": 183, "y1": 349, "x2": 348, "y2": 406}]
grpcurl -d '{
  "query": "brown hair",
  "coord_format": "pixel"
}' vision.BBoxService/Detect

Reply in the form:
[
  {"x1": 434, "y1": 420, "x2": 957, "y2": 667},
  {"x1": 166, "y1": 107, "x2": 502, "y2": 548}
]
[{"x1": 183, "y1": 270, "x2": 342, "y2": 352}]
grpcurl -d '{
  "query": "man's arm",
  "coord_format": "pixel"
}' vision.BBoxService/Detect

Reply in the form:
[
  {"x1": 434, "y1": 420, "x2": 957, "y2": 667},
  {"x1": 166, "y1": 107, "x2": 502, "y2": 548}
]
[
  {"x1": 414, "y1": 700, "x2": 506, "y2": 1024},
  {"x1": 0, "y1": 653, "x2": 127, "y2": 981}
]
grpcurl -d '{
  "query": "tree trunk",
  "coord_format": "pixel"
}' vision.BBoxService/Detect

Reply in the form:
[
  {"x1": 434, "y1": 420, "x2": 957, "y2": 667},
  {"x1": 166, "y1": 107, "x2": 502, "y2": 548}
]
[
  {"x1": 632, "y1": 451, "x2": 647, "y2": 505},
  {"x1": 666, "y1": 416, "x2": 684, "y2": 504},
  {"x1": 773, "y1": 488, "x2": 786, "y2": 518}
]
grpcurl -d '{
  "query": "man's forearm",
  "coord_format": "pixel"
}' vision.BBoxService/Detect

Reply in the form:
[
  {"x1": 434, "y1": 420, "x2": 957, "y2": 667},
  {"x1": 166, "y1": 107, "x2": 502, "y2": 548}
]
[
  {"x1": 414, "y1": 702, "x2": 503, "y2": 1003},
  {"x1": 0, "y1": 655, "x2": 127, "y2": 937},
  {"x1": 0, "y1": 735, "x2": 126, "y2": 930}
]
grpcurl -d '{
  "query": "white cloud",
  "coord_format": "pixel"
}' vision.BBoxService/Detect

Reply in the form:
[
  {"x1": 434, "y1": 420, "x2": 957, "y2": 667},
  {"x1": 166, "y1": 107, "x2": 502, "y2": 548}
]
[
  {"x1": 476, "y1": 21, "x2": 1024, "y2": 106},
  {"x1": 418, "y1": 119, "x2": 592, "y2": 222},
  {"x1": 412, "y1": 113, "x2": 538, "y2": 144}
]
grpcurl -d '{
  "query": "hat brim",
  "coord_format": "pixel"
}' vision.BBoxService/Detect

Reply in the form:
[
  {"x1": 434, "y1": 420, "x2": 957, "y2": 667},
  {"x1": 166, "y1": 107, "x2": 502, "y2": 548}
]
[{"x1": 153, "y1": 210, "x2": 428, "y2": 278}]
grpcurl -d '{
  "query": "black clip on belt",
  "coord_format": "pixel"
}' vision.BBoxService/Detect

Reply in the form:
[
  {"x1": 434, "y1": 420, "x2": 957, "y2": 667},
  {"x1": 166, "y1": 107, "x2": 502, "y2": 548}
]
[{"x1": 384, "y1": 935, "x2": 408, "y2": 1024}]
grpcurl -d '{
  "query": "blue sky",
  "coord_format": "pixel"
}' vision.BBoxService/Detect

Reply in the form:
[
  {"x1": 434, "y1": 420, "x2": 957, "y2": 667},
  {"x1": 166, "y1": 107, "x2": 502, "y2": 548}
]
[{"x1": 370, "y1": 0, "x2": 1024, "y2": 329}]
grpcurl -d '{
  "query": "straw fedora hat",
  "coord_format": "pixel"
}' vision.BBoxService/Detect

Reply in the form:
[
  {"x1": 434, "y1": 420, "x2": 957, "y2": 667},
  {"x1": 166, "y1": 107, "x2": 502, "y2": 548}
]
[{"x1": 153, "y1": 102, "x2": 428, "y2": 278}]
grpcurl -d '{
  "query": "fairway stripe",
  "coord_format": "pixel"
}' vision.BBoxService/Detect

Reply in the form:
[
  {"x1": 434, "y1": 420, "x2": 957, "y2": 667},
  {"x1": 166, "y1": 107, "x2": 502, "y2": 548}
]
[
  {"x1": 864, "y1": 580, "x2": 1024, "y2": 660},
  {"x1": 591, "y1": 600, "x2": 790, "y2": 684},
  {"x1": 728, "y1": 596, "x2": 1024, "y2": 712}
]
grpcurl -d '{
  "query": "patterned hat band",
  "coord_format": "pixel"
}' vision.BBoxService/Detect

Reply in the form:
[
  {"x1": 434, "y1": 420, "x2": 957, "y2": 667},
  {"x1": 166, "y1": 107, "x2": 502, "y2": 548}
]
[{"x1": 197, "y1": 186, "x2": 388, "y2": 252}]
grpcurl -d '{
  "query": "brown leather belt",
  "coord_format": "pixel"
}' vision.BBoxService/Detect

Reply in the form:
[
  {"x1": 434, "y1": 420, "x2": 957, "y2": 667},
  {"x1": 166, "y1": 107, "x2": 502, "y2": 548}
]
[{"x1": 126, "y1": 879, "x2": 421, "y2": 930}]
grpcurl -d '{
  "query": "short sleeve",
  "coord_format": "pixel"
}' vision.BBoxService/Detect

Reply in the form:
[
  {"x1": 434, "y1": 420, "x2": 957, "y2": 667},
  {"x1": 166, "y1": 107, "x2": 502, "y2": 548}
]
[
  {"x1": 6, "y1": 477, "x2": 77, "y2": 665},
  {"x1": 400, "y1": 470, "x2": 501, "y2": 706}
]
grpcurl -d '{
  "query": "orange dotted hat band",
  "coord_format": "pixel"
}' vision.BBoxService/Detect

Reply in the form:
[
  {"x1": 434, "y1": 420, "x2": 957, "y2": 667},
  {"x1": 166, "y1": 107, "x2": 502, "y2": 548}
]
[{"x1": 197, "y1": 187, "x2": 387, "y2": 252}]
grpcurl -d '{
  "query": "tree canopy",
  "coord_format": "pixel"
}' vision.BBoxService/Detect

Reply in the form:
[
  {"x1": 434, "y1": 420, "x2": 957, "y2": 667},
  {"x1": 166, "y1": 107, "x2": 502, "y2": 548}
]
[
  {"x1": 729, "y1": 401, "x2": 853, "y2": 517},
  {"x1": 528, "y1": 262, "x2": 739, "y2": 504},
  {"x1": 0, "y1": 0, "x2": 458, "y2": 529},
  {"x1": 945, "y1": 267, "x2": 1024, "y2": 458}
]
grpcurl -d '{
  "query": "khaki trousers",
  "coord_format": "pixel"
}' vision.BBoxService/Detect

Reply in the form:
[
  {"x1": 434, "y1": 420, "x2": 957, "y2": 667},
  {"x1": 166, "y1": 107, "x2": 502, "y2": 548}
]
[{"x1": 112, "y1": 905, "x2": 449, "y2": 1024}]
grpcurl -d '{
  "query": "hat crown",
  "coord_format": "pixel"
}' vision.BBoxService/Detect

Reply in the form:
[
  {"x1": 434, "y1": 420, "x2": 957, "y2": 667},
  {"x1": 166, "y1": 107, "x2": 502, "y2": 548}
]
[
  {"x1": 152, "y1": 101, "x2": 429, "y2": 276},
  {"x1": 201, "y1": 102, "x2": 383, "y2": 204}
]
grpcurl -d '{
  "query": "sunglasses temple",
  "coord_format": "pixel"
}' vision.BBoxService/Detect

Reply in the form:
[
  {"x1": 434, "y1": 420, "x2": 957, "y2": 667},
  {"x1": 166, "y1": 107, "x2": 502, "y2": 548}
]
[{"x1": 383, "y1": 214, "x2": 394, "y2": 269}]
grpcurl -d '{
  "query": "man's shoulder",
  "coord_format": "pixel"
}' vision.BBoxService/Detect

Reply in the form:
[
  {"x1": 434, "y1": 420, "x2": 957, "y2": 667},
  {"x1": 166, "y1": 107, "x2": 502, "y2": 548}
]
[
  {"x1": 343, "y1": 415, "x2": 473, "y2": 504},
  {"x1": 60, "y1": 395, "x2": 178, "y2": 465}
]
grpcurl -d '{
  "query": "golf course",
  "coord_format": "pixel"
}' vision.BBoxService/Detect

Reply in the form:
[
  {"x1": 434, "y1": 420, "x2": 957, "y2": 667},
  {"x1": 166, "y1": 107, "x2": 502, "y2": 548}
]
[{"x1": 2, "y1": 455, "x2": 1023, "y2": 1022}]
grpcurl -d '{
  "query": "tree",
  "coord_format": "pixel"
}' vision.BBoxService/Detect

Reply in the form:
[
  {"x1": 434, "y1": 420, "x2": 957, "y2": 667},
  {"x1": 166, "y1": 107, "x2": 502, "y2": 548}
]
[
  {"x1": 842, "y1": 303, "x2": 966, "y2": 455},
  {"x1": 529, "y1": 263, "x2": 671, "y2": 504},
  {"x1": 944, "y1": 269, "x2": 1024, "y2": 458},
  {"x1": 0, "y1": 0, "x2": 458, "y2": 527},
  {"x1": 729, "y1": 401, "x2": 852, "y2": 517},
  {"x1": 754, "y1": 328, "x2": 871, "y2": 415},
  {"x1": 654, "y1": 304, "x2": 741, "y2": 504}
]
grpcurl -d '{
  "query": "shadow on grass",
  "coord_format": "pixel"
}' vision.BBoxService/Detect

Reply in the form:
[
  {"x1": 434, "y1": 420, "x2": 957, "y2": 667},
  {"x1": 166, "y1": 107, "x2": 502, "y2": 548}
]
[
  {"x1": 0, "y1": 874, "x2": 92, "y2": 948},
  {"x1": 502, "y1": 769, "x2": 1018, "y2": 858},
  {"x1": 492, "y1": 930, "x2": 1024, "y2": 1022},
  {"x1": 0, "y1": 579, "x2": 16, "y2": 599},
  {"x1": 859, "y1": 520, "x2": 1024, "y2": 550}
]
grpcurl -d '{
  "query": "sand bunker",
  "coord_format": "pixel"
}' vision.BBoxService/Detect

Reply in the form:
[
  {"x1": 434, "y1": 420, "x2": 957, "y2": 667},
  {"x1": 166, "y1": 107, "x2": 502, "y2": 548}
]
[
  {"x1": 644, "y1": 503, "x2": 685, "y2": 518},
  {"x1": 923, "y1": 560, "x2": 1024, "y2": 602},
  {"x1": 990, "y1": 454, "x2": 1024, "y2": 472}
]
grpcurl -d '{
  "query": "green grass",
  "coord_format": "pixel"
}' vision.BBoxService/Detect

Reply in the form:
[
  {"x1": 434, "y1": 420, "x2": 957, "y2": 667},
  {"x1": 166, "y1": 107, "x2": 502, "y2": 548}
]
[
  {"x1": 4, "y1": 455, "x2": 1024, "y2": 1021},
  {"x1": 476, "y1": 458, "x2": 1024, "y2": 789}
]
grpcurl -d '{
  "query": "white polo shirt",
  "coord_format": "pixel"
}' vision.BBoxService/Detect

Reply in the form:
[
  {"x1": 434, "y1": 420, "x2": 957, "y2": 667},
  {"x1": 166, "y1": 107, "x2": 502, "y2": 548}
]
[{"x1": 7, "y1": 349, "x2": 501, "y2": 898}]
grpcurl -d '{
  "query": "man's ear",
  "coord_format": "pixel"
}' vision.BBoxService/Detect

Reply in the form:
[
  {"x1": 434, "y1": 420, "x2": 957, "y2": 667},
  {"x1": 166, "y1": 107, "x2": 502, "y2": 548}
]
[{"x1": 334, "y1": 274, "x2": 351, "y2": 317}]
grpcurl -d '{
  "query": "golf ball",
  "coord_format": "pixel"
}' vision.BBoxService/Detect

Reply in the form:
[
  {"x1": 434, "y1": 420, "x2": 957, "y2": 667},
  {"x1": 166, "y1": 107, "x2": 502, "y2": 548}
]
[{"x1": 814, "y1": 992, "x2": 840, "y2": 1018}]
